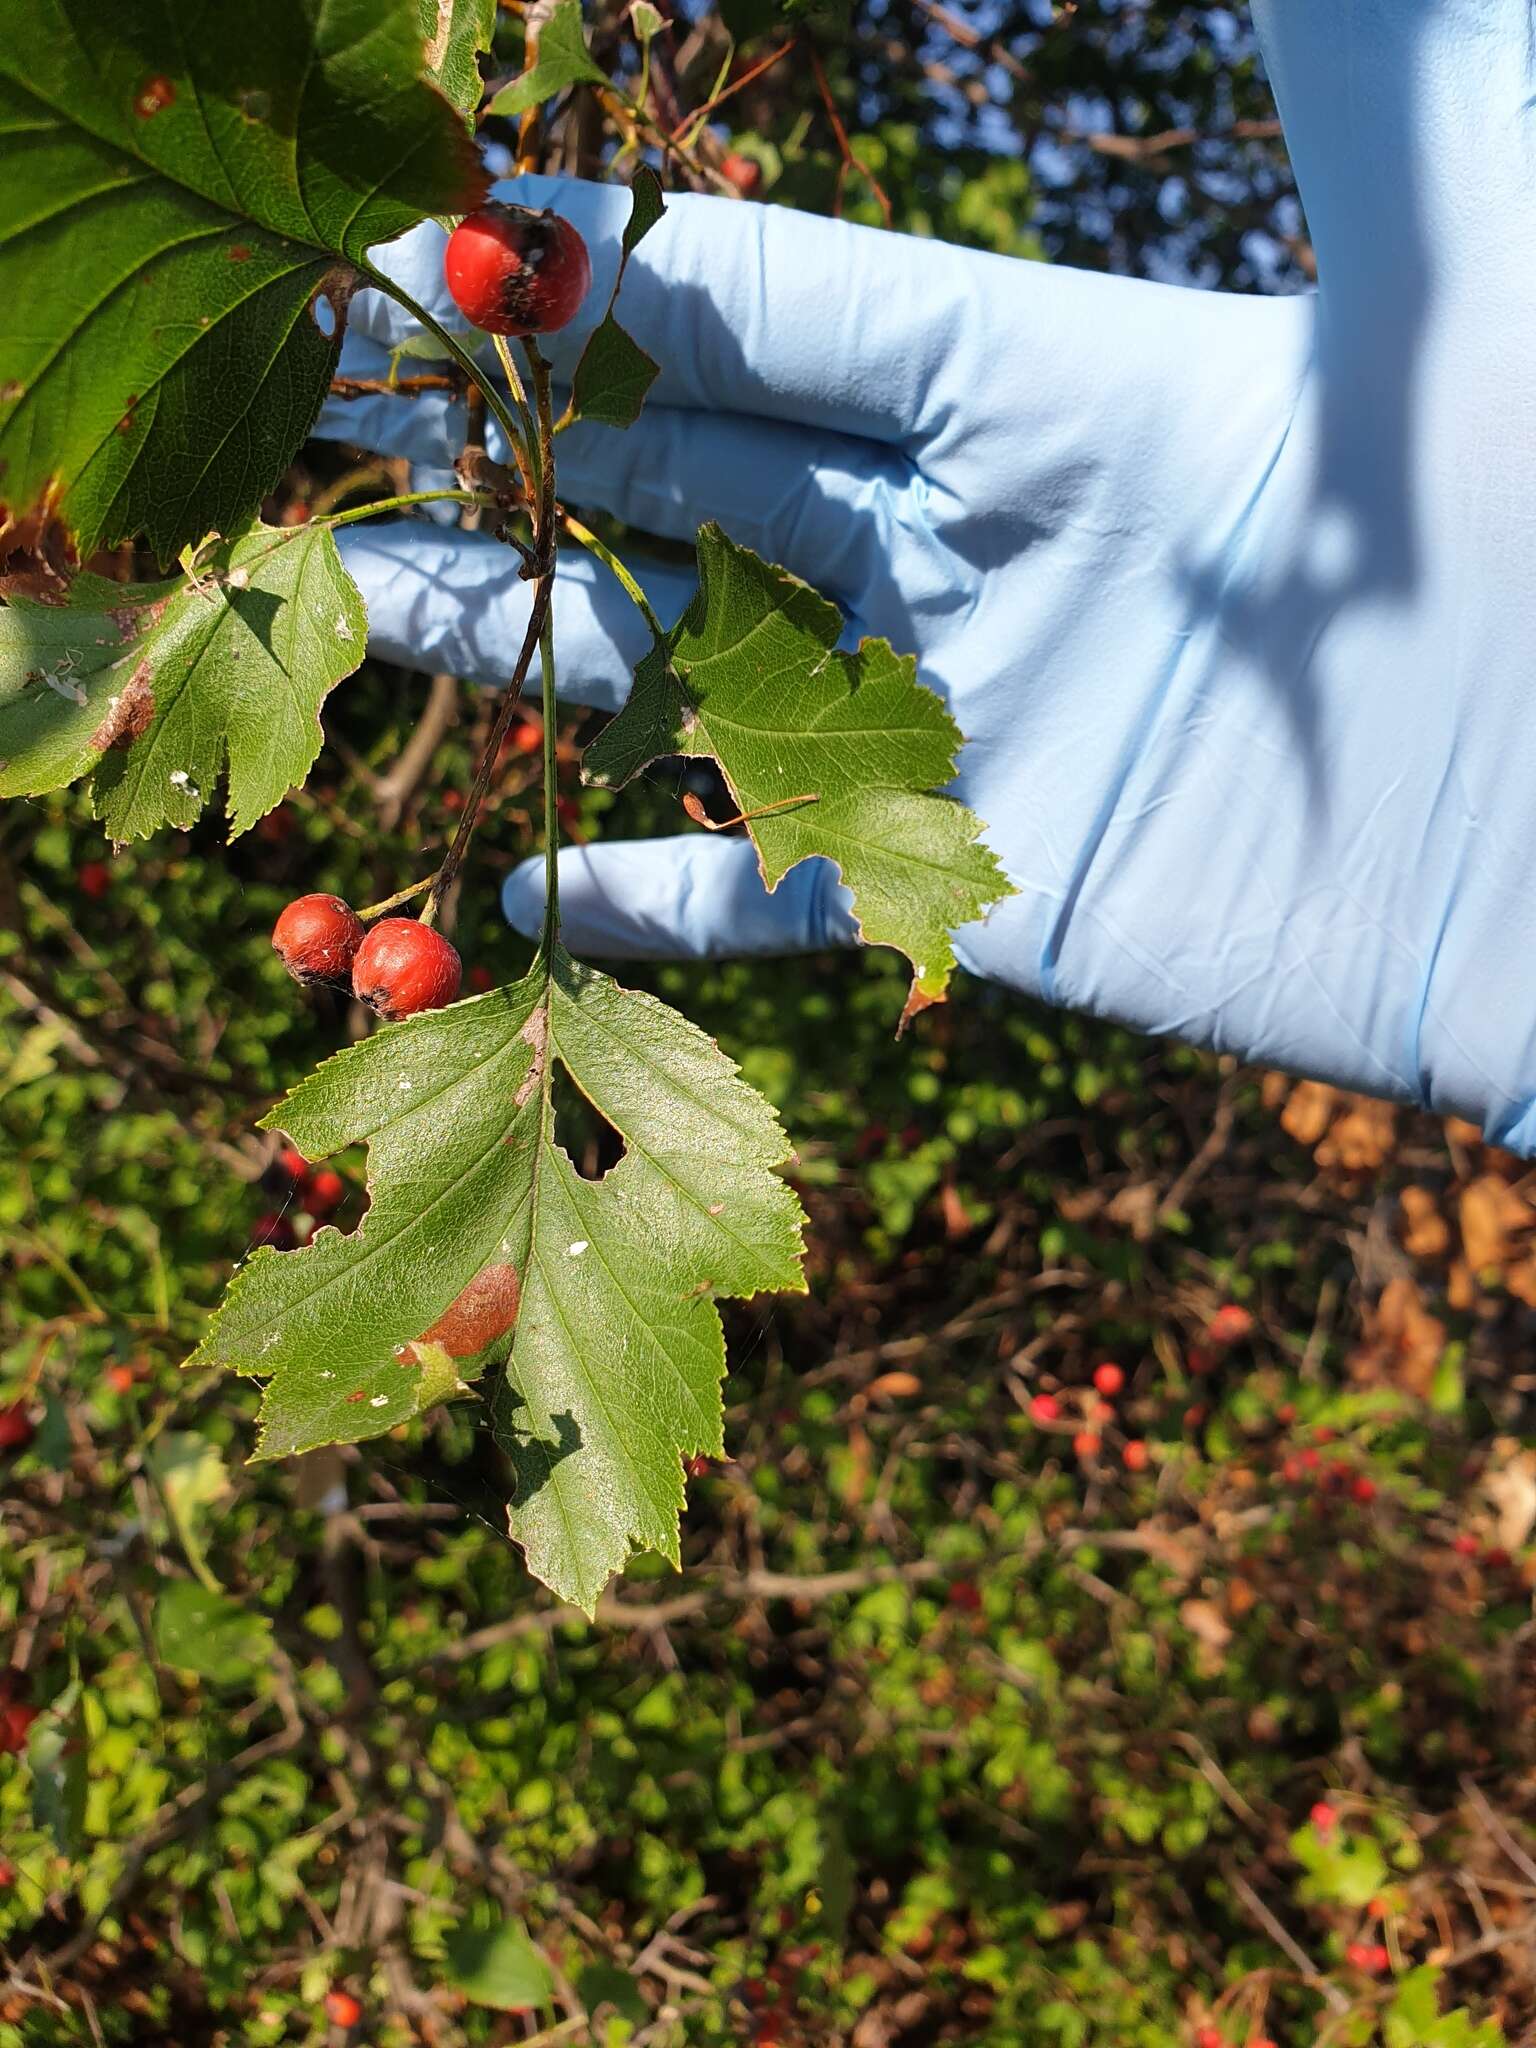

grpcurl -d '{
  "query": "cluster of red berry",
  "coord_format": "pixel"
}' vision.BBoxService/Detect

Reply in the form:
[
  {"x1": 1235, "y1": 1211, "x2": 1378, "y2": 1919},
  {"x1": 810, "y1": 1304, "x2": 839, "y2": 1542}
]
[
  {"x1": 1027, "y1": 1356, "x2": 1150, "y2": 1471},
  {"x1": 272, "y1": 895, "x2": 463, "y2": 1021},
  {"x1": 250, "y1": 1145, "x2": 351, "y2": 1254}
]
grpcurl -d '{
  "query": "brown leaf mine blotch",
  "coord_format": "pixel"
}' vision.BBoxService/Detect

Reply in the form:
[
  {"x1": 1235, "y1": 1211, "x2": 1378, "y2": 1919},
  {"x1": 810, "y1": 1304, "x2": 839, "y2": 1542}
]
[
  {"x1": 134, "y1": 75, "x2": 176, "y2": 117},
  {"x1": 90, "y1": 661, "x2": 154, "y2": 752},
  {"x1": 406, "y1": 1263, "x2": 522, "y2": 1363}
]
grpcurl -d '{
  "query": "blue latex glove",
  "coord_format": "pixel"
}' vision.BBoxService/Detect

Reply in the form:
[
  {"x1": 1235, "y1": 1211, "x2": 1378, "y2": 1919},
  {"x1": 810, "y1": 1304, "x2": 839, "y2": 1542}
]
[{"x1": 318, "y1": 0, "x2": 1536, "y2": 1148}]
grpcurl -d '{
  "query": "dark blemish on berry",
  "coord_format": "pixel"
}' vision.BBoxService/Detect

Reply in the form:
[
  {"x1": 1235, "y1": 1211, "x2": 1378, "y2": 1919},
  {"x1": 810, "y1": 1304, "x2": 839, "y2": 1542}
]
[{"x1": 134, "y1": 75, "x2": 176, "y2": 117}]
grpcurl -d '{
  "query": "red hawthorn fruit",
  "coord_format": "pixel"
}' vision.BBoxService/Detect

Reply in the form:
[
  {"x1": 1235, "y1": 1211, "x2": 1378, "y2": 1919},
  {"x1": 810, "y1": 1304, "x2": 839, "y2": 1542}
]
[
  {"x1": 1121, "y1": 1439, "x2": 1149, "y2": 1472},
  {"x1": 1029, "y1": 1392, "x2": 1060, "y2": 1424},
  {"x1": 1344, "y1": 1940, "x2": 1388, "y2": 1973},
  {"x1": 271, "y1": 893, "x2": 365, "y2": 984},
  {"x1": 1090, "y1": 1399, "x2": 1116, "y2": 1426},
  {"x1": 0, "y1": 1859, "x2": 14, "y2": 1887},
  {"x1": 105, "y1": 1364, "x2": 136, "y2": 1394},
  {"x1": 721, "y1": 151, "x2": 762, "y2": 196},
  {"x1": 947, "y1": 1579, "x2": 982, "y2": 1612},
  {"x1": 1369, "y1": 1943, "x2": 1390, "y2": 1972},
  {"x1": 444, "y1": 205, "x2": 592, "y2": 336},
  {"x1": 1206, "y1": 1303, "x2": 1254, "y2": 1345},
  {"x1": 323, "y1": 1989, "x2": 363, "y2": 2028},
  {"x1": 351, "y1": 918, "x2": 462, "y2": 1020},
  {"x1": 251, "y1": 1212, "x2": 295, "y2": 1250},
  {"x1": 1350, "y1": 1474, "x2": 1377, "y2": 1504},
  {"x1": 1275, "y1": 1401, "x2": 1297, "y2": 1424},
  {"x1": 1072, "y1": 1429, "x2": 1102, "y2": 1461},
  {"x1": 304, "y1": 1167, "x2": 346, "y2": 1217},
  {"x1": 1183, "y1": 1404, "x2": 1208, "y2": 1430},
  {"x1": 685, "y1": 1454, "x2": 712, "y2": 1479},
  {"x1": 1453, "y1": 1532, "x2": 1480, "y2": 1557},
  {"x1": 0, "y1": 1699, "x2": 38, "y2": 1755},
  {"x1": 77, "y1": 859, "x2": 112, "y2": 899},
  {"x1": 405, "y1": 1263, "x2": 522, "y2": 1364},
  {"x1": 1310, "y1": 1800, "x2": 1337, "y2": 1834},
  {"x1": 0, "y1": 1404, "x2": 35, "y2": 1451},
  {"x1": 1195, "y1": 2030, "x2": 1225, "y2": 2048},
  {"x1": 278, "y1": 1145, "x2": 310, "y2": 1184},
  {"x1": 1484, "y1": 1545, "x2": 1513, "y2": 1569},
  {"x1": 1092, "y1": 1361, "x2": 1125, "y2": 1397}
]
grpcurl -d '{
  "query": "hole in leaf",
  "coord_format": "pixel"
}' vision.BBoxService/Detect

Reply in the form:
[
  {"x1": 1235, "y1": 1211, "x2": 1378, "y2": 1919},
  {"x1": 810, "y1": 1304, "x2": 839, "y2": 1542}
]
[{"x1": 551, "y1": 1067, "x2": 625, "y2": 1182}]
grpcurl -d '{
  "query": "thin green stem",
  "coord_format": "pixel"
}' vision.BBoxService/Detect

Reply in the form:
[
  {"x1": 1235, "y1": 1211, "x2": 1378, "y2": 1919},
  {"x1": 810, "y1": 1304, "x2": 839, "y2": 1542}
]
[
  {"x1": 491, "y1": 332, "x2": 540, "y2": 499},
  {"x1": 322, "y1": 488, "x2": 493, "y2": 530},
  {"x1": 525, "y1": 342, "x2": 562, "y2": 958},
  {"x1": 558, "y1": 509, "x2": 667, "y2": 643},
  {"x1": 356, "y1": 263, "x2": 530, "y2": 480}
]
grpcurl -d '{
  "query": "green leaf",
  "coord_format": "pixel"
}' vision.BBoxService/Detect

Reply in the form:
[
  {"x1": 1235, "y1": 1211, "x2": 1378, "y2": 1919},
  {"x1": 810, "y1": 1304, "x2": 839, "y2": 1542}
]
[
  {"x1": 153, "y1": 1580, "x2": 272, "y2": 1684},
  {"x1": 189, "y1": 949, "x2": 806, "y2": 1613},
  {"x1": 585, "y1": 525, "x2": 1014, "y2": 1015},
  {"x1": 445, "y1": 1918, "x2": 555, "y2": 2012},
  {"x1": 629, "y1": 2, "x2": 666, "y2": 46},
  {"x1": 575, "y1": 1963, "x2": 648, "y2": 2027},
  {"x1": 0, "y1": 0, "x2": 486, "y2": 564},
  {"x1": 28, "y1": 1681, "x2": 88, "y2": 1856},
  {"x1": 569, "y1": 318, "x2": 659, "y2": 430},
  {"x1": 420, "y1": 0, "x2": 498, "y2": 119},
  {"x1": 563, "y1": 170, "x2": 665, "y2": 431},
  {"x1": 147, "y1": 1431, "x2": 231, "y2": 1592},
  {"x1": 488, "y1": 0, "x2": 606, "y2": 115},
  {"x1": 0, "y1": 518, "x2": 366, "y2": 839}
]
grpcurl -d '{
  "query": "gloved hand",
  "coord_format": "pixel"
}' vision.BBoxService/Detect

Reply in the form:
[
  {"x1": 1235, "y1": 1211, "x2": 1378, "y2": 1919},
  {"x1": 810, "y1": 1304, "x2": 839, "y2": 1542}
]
[{"x1": 318, "y1": 0, "x2": 1536, "y2": 1149}]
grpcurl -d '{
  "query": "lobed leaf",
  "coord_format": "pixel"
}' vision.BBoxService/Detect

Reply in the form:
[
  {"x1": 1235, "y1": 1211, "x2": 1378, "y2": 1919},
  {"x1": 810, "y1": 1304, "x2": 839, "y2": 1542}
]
[
  {"x1": 188, "y1": 950, "x2": 806, "y2": 1614},
  {"x1": 0, "y1": 519, "x2": 366, "y2": 839},
  {"x1": 585, "y1": 524, "x2": 1015, "y2": 1016},
  {"x1": 0, "y1": 0, "x2": 486, "y2": 565},
  {"x1": 488, "y1": 0, "x2": 606, "y2": 116}
]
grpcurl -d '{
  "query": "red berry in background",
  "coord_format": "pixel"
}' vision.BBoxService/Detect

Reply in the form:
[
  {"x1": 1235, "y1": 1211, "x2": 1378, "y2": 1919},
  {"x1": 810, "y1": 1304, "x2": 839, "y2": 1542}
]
[
  {"x1": 721, "y1": 151, "x2": 762, "y2": 196},
  {"x1": 1350, "y1": 1474, "x2": 1377, "y2": 1504},
  {"x1": 77, "y1": 859, "x2": 111, "y2": 899},
  {"x1": 1195, "y1": 2029, "x2": 1224, "y2": 2048},
  {"x1": 352, "y1": 918, "x2": 462, "y2": 1021},
  {"x1": 277, "y1": 1145, "x2": 310, "y2": 1184},
  {"x1": 1122, "y1": 1439, "x2": 1149, "y2": 1472},
  {"x1": 251, "y1": 1212, "x2": 295, "y2": 1251},
  {"x1": 1453, "y1": 1532, "x2": 1480, "y2": 1557},
  {"x1": 105, "y1": 1364, "x2": 136, "y2": 1394},
  {"x1": 0, "y1": 1404, "x2": 35, "y2": 1451},
  {"x1": 1206, "y1": 1303, "x2": 1254, "y2": 1345},
  {"x1": 468, "y1": 965, "x2": 495, "y2": 993},
  {"x1": 323, "y1": 1989, "x2": 363, "y2": 2028},
  {"x1": 1072, "y1": 1430, "x2": 1102, "y2": 1461},
  {"x1": 685, "y1": 1454, "x2": 712, "y2": 1479},
  {"x1": 304, "y1": 1167, "x2": 346, "y2": 1217},
  {"x1": 1092, "y1": 1361, "x2": 1125, "y2": 1397},
  {"x1": 1029, "y1": 1392, "x2": 1060, "y2": 1424},
  {"x1": 1484, "y1": 1545, "x2": 1513, "y2": 1569},
  {"x1": 444, "y1": 204, "x2": 592, "y2": 336},
  {"x1": 1344, "y1": 1939, "x2": 1387, "y2": 1973},
  {"x1": 947, "y1": 1578, "x2": 982, "y2": 1612},
  {"x1": 0, "y1": 1699, "x2": 38, "y2": 1754},
  {"x1": 272, "y1": 893, "x2": 365, "y2": 984},
  {"x1": 1310, "y1": 1800, "x2": 1337, "y2": 1834}
]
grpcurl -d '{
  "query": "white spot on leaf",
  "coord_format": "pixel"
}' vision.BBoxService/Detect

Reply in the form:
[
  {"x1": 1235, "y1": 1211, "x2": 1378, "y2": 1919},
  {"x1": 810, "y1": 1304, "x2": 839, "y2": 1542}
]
[{"x1": 568, "y1": 1240, "x2": 589, "y2": 1257}]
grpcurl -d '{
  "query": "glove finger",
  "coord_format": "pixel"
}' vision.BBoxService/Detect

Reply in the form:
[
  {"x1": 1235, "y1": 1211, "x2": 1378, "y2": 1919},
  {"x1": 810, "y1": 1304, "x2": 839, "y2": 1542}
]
[
  {"x1": 319, "y1": 341, "x2": 908, "y2": 613},
  {"x1": 353, "y1": 175, "x2": 975, "y2": 447},
  {"x1": 336, "y1": 522, "x2": 696, "y2": 713},
  {"x1": 501, "y1": 836, "x2": 859, "y2": 961}
]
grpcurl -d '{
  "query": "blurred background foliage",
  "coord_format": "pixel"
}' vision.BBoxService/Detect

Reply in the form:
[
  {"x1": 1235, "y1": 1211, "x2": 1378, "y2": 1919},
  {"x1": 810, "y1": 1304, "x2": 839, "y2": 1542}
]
[{"x1": 3, "y1": 3, "x2": 1534, "y2": 2044}]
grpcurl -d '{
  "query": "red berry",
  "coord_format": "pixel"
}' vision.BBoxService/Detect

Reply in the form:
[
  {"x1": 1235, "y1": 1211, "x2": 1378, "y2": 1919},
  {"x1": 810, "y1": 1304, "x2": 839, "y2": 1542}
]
[
  {"x1": 444, "y1": 205, "x2": 592, "y2": 336},
  {"x1": 722, "y1": 151, "x2": 762, "y2": 196},
  {"x1": 324, "y1": 1989, "x2": 363, "y2": 2028},
  {"x1": 1090, "y1": 1399, "x2": 1116, "y2": 1426},
  {"x1": 1206, "y1": 1303, "x2": 1254, "y2": 1345},
  {"x1": 1369, "y1": 1944, "x2": 1391, "y2": 1972},
  {"x1": 1453, "y1": 1532, "x2": 1480, "y2": 1557},
  {"x1": 351, "y1": 918, "x2": 462, "y2": 1021},
  {"x1": 685, "y1": 1453, "x2": 712, "y2": 1479},
  {"x1": 277, "y1": 1145, "x2": 310, "y2": 1184},
  {"x1": 1029, "y1": 1392, "x2": 1060, "y2": 1424},
  {"x1": 1249, "y1": 2038, "x2": 1277, "y2": 2048},
  {"x1": 1072, "y1": 1430, "x2": 1102, "y2": 1461},
  {"x1": 77, "y1": 859, "x2": 111, "y2": 899},
  {"x1": 0, "y1": 1700, "x2": 38, "y2": 1755},
  {"x1": 1092, "y1": 1361, "x2": 1125, "y2": 1397},
  {"x1": 1275, "y1": 1401, "x2": 1297, "y2": 1424},
  {"x1": 1282, "y1": 1456, "x2": 1305, "y2": 1484},
  {"x1": 0, "y1": 1404, "x2": 34, "y2": 1451},
  {"x1": 105, "y1": 1364, "x2": 136, "y2": 1394},
  {"x1": 1344, "y1": 1939, "x2": 1386, "y2": 1973},
  {"x1": 304, "y1": 1168, "x2": 346, "y2": 1217},
  {"x1": 1195, "y1": 2030, "x2": 1224, "y2": 2048},
  {"x1": 251, "y1": 1212, "x2": 295, "y2": 1250},
  {"x1": 1122, "y1": 1439, "x2": 1149, "y2": 1472},
  {"x1": 272, "y1": 894, "x2": 365, "y2": 984},
  {"x1": 1350, "y1": 1474, "x2": 1377, "y2": 1504},
  {"x1": 1310, "y1": 1800, "x2": 1337, "y2": 1834},
  {"x1": 1187, "y1": 1345, "x2": 1215, "y2": 1376},
  {"x1": 1183, "y1": 1403, "x2": 1208, "y2": 1430},
  {"x1": 1484, "y1": 1545, "x2": 1513, "y2": 1569},
  {"x1": 468, "y1": 965, "x2": 495, "y2": 993},
  {"x1": 947, "y1": 1578, "x2": 982, "y2": 1612}
]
